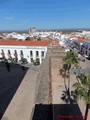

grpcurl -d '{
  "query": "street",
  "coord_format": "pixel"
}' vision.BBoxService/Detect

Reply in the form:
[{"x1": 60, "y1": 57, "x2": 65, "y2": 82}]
[{"x1": 67, "y1": 45, "x2": 90, "y2": 74}]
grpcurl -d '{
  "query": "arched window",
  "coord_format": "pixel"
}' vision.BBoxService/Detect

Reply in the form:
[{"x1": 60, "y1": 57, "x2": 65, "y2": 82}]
[
  {"x1": 8, "y1": 50, "x2": 11, "y2": 55},
  {"x1": 21, "y1": 50, "x2": 23, "y2": 55},
  {"x1": 1, "y1": 50, "x2": 5, "y2": 57},
  {"x1": 36, "y1": 51, "x2": 39, "y2": 57},
  {"x1": 8, "y1": 50, "x2": 11, "y2": 58},
  {"x1": 20, "y1": 50, "x2": 24, "y2": 58},
  {"x1": 41, "y1": 51, "x2": 44, "y2": 57},
  {"x1": 14, "y1": 50, "x2": 17, "y2": 57},
  {"x1": 30, "y1": 51, "x2": 33, "y2": 57},
  {"x1": 14, "y1": 50, "x2": 18, "y2": 62}
]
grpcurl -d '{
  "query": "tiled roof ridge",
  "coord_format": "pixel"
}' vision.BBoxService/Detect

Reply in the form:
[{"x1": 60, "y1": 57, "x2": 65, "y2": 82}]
[{"x1": 0, "y1": 40, "x2": 50, "y2": 46}]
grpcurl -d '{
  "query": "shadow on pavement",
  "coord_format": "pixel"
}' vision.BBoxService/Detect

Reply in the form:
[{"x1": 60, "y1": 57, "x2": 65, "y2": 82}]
[
  {"x1": 0, "y1": 62, "x2": 28, "y2": 119},
  {"x1": 32, "y1": 104, "x2": 53, "y2": 120},
  {"x1": 32, "y1": 104, "x2": 83, "y2": 120}
]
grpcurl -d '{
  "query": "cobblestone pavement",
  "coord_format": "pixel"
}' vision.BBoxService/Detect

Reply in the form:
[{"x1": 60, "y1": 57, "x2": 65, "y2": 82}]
[{"x1": 50, "y1": 47, "x2": 67, "y2": 104}]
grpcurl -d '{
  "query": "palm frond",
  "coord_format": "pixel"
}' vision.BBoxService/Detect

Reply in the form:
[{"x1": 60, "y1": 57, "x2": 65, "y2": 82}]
[
  {"x1": 84, "y1": 93, "x2": 90, "y2": 104},
  {"x1": 64, "y1": 51, "x2": 79, "y2": 68},
  {"x1": 86, "y1": 73, "x2": 90, "y2": 86},
  {"x1": 73, "y1": 82, "x2": 81, "y2": 88},
  {"x1": 73, "y1": 81, "x2": 90, "y2": 104},
  {"x1": 78, "y1": 73, "x2": 87, "y2": 85}
]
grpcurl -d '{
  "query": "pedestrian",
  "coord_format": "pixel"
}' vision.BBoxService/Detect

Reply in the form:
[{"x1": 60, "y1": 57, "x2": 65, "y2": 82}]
[
  {"x1": 21, "y1": 65, "x2": 25, "y2": 71},
  {"x1": 5, "y1": 59, "x2": 10, "y2": 72},
  {"x1": 6, "y1": 62, "x2": 10, "y2": 72}
]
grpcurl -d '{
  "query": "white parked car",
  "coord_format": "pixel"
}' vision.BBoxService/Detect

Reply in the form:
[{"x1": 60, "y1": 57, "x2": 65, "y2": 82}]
[
  {"x1": 84, "y1": 54, "x2": 90, "y2": 60},
  {"x1": 65, "y1": 48, "x2": 70, "y2": 52}
]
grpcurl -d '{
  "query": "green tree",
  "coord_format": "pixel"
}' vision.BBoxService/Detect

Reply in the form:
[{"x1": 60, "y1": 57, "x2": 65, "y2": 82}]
[
  {"x1": 64, "y1": 51, "x2": 79, "y2": 96},
  {"x1": 73, "y1": 73, "x2": 90, "y2": 120}
]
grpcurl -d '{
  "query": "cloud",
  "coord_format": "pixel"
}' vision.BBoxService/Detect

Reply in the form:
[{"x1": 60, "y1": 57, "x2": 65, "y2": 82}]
[{"x1": 5, "y1": 16, "x2": 14, "y2": 20}]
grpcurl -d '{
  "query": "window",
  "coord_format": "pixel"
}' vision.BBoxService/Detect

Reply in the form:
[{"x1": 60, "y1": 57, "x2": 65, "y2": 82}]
[
  {"x1": 14, "y1": 50, "x2": 17, "y2": 57},
  {"x1": 21, "y1": 50, "x2": 23, "y2": 55},
  {"x1": 8, "y1": 50, "x2": 11, "y2": 55},
  {"x1": 31, "y1": 58, "x2": 33, "y2": 62},
  {"x1": 14, "y1": 50, "x2": 18, "y2": 61},
  {"x1": 41, "y1": 51, "x2": 44, "y2": 57},
  {"x1": 36, "y1": 51, "x2": 39, "y2": 57},
  {"x1": 85, "y1": 45, "x2": 88, "y2": 49},
  {"x1": 1, "y1": 50, "x2": 4, "y2": 57},
  {"x1": 8, "y1": 50, "x2": 11, "y2": 58},
  {"x1": 20, "y1": 50, "x2": 23, "y2": 58},
  {"x1": 30, "y1": 51, "x2": 33, "y2": 56}
]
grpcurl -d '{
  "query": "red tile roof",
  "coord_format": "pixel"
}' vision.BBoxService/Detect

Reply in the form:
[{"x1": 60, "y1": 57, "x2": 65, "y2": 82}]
[
  {"x1": 77, "y1": 38, "x2": 84, "y2": 43},
  {"x1": 51, "y1": 41, "x2": 60, "y2": 46},
  {"x1": 69, "y1": 35, "x2": 76, "y2": 38},
  {"x1": 0, "y1": 40, "x2": 50, "y2": 46},
  {"x1": 84, "y1": 39, "x2": 90, "y2": 43}
]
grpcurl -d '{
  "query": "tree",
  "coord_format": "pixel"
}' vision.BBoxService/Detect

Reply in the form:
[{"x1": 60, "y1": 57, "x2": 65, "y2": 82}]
[
  {"x1": 73, "y1": 73, "x2": 90, "y2": 120},
  {"x1": 64, "y1": 51, "x2": 79, "y2": 96}
]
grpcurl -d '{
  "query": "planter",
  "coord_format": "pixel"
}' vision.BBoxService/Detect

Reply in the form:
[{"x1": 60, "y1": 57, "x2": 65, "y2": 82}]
[{"x1": 20, "y1": 58, "x2": 28, "y2": 64}]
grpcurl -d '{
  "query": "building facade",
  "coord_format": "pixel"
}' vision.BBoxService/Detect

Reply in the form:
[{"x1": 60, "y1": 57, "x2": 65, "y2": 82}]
[
  {"x1": 0, "y1": 40, "x2": 49, "y2": 64},
  {"x1": 81, "y1": 40, "x2": 90, "y2": 58}
]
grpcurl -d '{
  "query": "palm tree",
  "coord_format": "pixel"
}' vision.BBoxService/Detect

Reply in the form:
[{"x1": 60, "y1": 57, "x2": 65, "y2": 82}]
[
  {"x1": 64, "y1": 51, "x2": 79, "y2": 96},
  {"x1": 73, "y1": 73, "x2": 90, "y2": 120},
  {"x1": 62, "y1": 64, "x2": 69, "y2": 91}
]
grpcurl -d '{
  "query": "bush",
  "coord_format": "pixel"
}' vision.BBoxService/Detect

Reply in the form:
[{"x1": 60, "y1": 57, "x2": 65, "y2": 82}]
[
  {"x1": 20, "y1": 58, "x2": 28, "y2": 64},
  {"x1": 0, "y1": 57, "x2": 5, "y2": 60},
  {"x1": 0, "y1": 57, "x2": 5, "y2": 61},
  {"x1": 33, "y1": 59, "x2": 40, "y2": 66},
  {"x1": 8, "y1": 57, "x2": 13, "y2": 62}
]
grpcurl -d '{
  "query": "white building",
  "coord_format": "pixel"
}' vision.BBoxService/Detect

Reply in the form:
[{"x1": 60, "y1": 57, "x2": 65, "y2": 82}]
[
  {"x1": 0, "y1": 40, "x2": 49, "y2": 64},
  {"x1": 72, "y1": 38, "x2": 84, "y2": 50},
  {"x1": 6, "y1": 32, "x2": 28, "y2": 40},
  {"x1": 81, "y1": 39, "x2": 90, "y2": 58}
]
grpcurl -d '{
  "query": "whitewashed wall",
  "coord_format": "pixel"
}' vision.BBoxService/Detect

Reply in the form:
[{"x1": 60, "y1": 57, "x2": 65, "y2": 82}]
[{"x1": 0, "y1": 45, "x2": 47, "y2": 64}]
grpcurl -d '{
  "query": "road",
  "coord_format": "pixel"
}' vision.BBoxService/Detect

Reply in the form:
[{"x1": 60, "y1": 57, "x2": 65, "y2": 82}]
[{"x1": 66, "y1": 45, "x2": 90, "y2": 75}]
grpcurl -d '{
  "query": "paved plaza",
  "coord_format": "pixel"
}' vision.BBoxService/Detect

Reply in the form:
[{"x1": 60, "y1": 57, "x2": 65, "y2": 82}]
[
  {"x1": 0, "y1": 62, "x2": 28, "y2": 119},
  {"x1": 0, "y1": 46, "x2": 90, "y2": 120}
]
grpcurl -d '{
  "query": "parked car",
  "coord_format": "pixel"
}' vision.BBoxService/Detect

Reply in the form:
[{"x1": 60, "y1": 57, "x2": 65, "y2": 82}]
[
  {"x1": 78, "y1": 58, "x2": 85, "y2": 62},
  {"x1": 77, "y1": 54, "x2": 85, "y2": 62},
  {"x1": 84, "y1": 54, "x2": 90, "y2": 60},
  {"x1": 78, "y1": 51, "x2": 83, "y2": 55}
]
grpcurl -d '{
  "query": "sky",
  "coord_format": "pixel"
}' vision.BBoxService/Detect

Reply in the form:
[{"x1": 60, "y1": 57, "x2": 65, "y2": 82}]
[{"x1": 0, "y1": 0, "x2": 90, "y2": 31}]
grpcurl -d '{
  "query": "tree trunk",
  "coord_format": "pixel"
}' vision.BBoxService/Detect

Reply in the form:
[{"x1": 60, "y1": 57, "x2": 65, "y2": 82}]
[
  {"x1": 84, "y1": 88, "x2": 90, "y2": 120},
  {"x1": 64, "y1": 70, "x2": 68, "y2": 91},
  {"x1": 67, "y1": 64, "x2": 71, "y2": 97},
  {"x1": 67, "y1": 69, "x2": 70, "y2": 97},
  {"x1": 84, "y1": 104, "x2": 89, "y2": 120}
]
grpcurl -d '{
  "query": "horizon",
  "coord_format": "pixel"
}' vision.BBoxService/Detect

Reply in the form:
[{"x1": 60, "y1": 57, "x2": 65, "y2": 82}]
[
  {"x1": 0, "y1": 0, "x2": 90, "y2": 31},
  {"x1": 1, "y1": 28, "x2": 90, "y2": 33}
]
